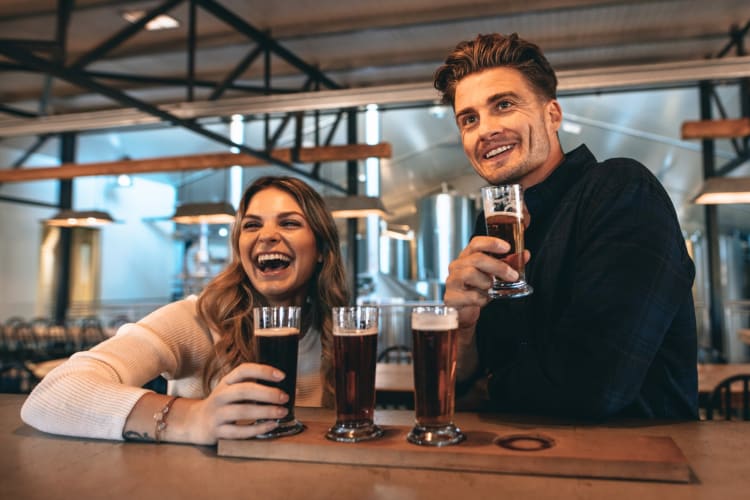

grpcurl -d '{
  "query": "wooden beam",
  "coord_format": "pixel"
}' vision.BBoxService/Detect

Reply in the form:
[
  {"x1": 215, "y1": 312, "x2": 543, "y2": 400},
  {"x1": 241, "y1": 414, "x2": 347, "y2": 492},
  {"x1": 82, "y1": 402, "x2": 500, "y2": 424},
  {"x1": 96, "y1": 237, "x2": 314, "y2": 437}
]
[
  {"x1": 0, "y1": 143, "x2": 391, "y2": 183},
  {"x1": 681, "y1": 118, "x2": 750, "y2": 139}
]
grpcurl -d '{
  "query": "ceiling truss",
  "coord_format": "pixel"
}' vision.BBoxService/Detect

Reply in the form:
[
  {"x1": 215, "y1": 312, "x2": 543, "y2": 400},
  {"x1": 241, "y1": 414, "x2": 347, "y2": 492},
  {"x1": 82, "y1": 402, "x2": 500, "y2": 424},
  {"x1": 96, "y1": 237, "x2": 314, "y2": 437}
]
[{"x1": 0, "y1": 0, "x2": 355, "y2": 192}]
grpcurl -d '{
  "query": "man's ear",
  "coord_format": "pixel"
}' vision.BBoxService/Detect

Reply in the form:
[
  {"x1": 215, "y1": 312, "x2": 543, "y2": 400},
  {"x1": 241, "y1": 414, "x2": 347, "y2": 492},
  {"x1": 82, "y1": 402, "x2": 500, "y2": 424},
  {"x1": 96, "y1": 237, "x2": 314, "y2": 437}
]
[{"x1": 546, "y1": 99, "x2": 563, "y2": 132}]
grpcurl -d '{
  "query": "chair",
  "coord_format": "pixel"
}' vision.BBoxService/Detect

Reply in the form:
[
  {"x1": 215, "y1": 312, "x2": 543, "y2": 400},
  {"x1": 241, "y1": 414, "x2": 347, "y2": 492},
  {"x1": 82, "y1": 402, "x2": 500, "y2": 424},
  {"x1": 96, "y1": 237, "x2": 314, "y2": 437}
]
[
  {"x1": 705, "y1": 374, "x2": 750, "y2": 421},
  {"x1": 78, "y1": 316, "x2": 107, "y2": 350},
  {"x1": 377, "y1": 345, "x2": 413, "y2": 364}
]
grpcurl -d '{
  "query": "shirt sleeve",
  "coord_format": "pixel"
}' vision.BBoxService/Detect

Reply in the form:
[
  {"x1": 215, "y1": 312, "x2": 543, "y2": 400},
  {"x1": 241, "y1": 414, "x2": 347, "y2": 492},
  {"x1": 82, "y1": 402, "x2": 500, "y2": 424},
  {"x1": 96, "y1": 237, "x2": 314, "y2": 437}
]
[
  {"x1": 484, "y1": 165, "x2": 696, "y2": 418},
  {"x1": 20, "y1": 296, "x2": 213, "y2": 440}
]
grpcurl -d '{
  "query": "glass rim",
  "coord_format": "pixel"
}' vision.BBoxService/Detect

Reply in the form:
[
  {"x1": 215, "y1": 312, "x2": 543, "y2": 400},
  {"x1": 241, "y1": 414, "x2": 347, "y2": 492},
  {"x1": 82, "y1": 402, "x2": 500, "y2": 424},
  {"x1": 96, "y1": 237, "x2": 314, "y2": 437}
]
[
  {"x1": 332, "y1": 305, "x2": 379, "y2": 313},
  {"x1": 411, "y1": 305, "x2": 457, "y2": 315},
  {"x1": 481, "y1": 183, "x2": 523, "y2": 190},
  {"x1": 253, "y1": 305, "x2": 302, "y2": 312}
]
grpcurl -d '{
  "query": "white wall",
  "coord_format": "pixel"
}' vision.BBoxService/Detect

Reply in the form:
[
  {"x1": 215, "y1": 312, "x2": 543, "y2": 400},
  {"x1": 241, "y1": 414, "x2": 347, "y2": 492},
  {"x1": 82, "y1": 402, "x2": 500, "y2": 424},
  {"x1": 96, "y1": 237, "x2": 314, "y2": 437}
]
[
  {"x1": 76, "y1": 176, "x2": 177, "y2": 304},
  {"x1": 0, "y1": 162, "x2": 178, "y2": 321}
]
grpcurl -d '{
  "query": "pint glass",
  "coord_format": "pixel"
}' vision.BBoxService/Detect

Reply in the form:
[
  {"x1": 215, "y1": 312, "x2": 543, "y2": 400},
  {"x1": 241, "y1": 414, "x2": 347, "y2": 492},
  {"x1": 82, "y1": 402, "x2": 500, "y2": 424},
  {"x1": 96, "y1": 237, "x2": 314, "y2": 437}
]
[
  {"x1": 407, "y1": 305, "x2": 465, "y2": 446},
  {"x1": 326, "y1": 306, "x2": 384, "y2": 443},
  {"x1": 253, "y1": 306, "x2": 304, "y2": 438},
  {"x1": 481, "y1": 184, "x2": 533, "y2": 299}
]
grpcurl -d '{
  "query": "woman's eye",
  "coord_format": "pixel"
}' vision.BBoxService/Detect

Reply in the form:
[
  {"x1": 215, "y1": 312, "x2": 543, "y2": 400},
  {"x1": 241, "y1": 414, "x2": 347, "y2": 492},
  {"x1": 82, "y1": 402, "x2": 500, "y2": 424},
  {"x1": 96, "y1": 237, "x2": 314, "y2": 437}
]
[
  {"x1": 281, "y1": 219, "x2": 303, "y2": 228},
  {"x1": 242, "y1": 221, "x2": 261, "y2": 230}
]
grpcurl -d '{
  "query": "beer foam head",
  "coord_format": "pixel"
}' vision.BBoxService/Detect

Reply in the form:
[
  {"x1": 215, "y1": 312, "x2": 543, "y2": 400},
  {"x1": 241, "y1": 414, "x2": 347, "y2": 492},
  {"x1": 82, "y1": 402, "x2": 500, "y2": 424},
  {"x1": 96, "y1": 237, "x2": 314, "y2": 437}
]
[
  {"x1": 481, "y1": 185, "x2": 523, "y2": 217},
  {"x1": 333, "y1": 326, "x2": 378, "y2": 336},
  {"x1": 411, "y1": 308, "x2": 458, "y2": 330},
  {"x1": 255, "y1": 327, "x2": 299, "y2": 337}
]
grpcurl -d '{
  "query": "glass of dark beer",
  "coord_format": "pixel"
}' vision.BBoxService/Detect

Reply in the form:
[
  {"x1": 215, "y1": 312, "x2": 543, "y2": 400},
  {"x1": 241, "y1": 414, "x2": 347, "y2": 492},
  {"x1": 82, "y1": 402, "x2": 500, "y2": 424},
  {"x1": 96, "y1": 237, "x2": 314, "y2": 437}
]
[
  {"x1": 253, "y1": 306, "x2": 304, "y2": 439},
  {"x1": 407, "y1": 305, "x2": 465, "y2": 446},
  {"x1": 481, "y1": 184, "x2": 533, "y2": 299},
  {"x1": 326, "y1": 306, "x2": 384, "y2": 443}
]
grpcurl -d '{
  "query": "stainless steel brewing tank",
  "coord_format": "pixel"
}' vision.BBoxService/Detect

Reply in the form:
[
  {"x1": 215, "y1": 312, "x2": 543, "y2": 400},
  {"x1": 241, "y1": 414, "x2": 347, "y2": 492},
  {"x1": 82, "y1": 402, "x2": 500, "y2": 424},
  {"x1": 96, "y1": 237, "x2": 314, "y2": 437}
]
[
  {"x1": 381, "y1": 230, "x2": 413, "y2": 281},
  {"x1": 416, "y1": 193, "x2": 476, "y2": 283}
]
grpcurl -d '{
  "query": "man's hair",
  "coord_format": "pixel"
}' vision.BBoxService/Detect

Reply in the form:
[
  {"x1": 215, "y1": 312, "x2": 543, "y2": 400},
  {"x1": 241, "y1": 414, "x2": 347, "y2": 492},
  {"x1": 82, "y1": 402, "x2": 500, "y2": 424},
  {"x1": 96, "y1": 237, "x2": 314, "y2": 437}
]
[{"x1": 434, "y1": 33, "x2": 558, "y2": 108}]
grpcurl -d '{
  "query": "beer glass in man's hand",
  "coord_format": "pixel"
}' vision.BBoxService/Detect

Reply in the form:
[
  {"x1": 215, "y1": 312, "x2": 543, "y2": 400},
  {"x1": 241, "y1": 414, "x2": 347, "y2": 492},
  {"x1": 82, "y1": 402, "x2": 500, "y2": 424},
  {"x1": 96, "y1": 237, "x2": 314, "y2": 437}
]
[
  {"x1": 481, "y1": 184, "x2": 533, "y2": 299},
  {"x1": 253, "y1": 306, "x2": 304, "y2": 438},
  {"x1": 325, "y1": 306, "x2": 384, "y2": 443},
  {"x1": 407, "y1": 305, "x2": 465, "y2": 446}
]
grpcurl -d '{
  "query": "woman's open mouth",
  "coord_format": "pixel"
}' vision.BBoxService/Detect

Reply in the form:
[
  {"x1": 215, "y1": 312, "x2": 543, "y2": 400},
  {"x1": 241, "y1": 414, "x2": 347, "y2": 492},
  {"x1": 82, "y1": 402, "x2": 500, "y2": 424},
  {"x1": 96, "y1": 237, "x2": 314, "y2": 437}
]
[{"x1": 255, "y1": 252, "x2": 292, "y2": 272}]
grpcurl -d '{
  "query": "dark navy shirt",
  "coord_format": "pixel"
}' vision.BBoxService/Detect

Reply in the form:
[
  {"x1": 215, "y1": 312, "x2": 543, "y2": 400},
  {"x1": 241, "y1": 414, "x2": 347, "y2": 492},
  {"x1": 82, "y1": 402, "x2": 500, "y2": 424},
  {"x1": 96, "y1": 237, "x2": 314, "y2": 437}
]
[{"x1": 473, "y1": 144, "x2": 698, "y2": 419}]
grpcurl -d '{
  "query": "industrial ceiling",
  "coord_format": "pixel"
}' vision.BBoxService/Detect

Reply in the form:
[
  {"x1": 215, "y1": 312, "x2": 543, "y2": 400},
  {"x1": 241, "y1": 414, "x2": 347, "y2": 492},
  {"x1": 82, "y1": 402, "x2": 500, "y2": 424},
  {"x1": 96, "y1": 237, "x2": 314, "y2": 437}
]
[{"x1": 1, "y1": 0, "x2": 749, "y2": 229}]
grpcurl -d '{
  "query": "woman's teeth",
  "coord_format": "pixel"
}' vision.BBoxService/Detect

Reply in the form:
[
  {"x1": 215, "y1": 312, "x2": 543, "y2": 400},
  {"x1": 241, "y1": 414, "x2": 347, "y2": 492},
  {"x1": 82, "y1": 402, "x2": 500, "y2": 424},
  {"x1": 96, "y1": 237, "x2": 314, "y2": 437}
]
[{"x1": 256, "y1": 253, "x2": 291, "y2": 271}]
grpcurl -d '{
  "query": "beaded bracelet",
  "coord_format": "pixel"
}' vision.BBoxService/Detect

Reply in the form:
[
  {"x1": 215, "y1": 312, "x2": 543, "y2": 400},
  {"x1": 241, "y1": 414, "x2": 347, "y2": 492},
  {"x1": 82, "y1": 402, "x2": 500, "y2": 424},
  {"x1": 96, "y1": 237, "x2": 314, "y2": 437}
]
[{"x1": 153, "y1": 396, "x2": 178, "y2": 444}]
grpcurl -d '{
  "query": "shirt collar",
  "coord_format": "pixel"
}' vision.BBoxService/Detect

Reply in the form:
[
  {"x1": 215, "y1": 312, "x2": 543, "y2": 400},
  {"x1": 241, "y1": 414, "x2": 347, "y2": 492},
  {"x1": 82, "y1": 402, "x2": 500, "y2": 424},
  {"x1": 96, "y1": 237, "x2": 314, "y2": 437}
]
[{"x1": 524, "y1": 144, "x2": 597, "y2": 220}]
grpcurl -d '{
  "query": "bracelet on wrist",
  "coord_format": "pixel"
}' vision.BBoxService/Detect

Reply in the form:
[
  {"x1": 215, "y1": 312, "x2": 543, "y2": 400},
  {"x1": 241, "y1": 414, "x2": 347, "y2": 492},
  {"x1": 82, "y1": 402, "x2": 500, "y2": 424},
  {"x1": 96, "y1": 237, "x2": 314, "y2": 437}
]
[{"x1": 153, "y1": 396, "x2": 178, "y2": 444}]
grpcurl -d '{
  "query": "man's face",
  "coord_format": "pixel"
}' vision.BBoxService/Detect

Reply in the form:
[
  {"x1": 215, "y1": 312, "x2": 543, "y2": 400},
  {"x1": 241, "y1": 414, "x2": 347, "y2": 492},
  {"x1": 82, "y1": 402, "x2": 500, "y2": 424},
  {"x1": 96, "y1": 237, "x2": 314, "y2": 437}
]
[{"x1": 453, "y1": 67, "x2": 563, "y2": 188}]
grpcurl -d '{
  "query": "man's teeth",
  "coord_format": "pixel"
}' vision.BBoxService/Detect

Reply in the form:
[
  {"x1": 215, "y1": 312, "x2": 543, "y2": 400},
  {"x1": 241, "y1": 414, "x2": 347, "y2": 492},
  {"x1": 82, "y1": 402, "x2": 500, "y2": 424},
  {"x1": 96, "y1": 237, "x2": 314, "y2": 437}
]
[{"x1": 485, "y1": 144, "x2": 513, "y2": 159}]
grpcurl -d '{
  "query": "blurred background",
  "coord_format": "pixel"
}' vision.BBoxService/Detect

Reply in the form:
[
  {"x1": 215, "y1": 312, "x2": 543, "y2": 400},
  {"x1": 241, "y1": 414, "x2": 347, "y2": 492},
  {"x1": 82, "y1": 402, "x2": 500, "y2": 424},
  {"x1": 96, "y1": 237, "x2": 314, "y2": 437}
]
[{"x1": 1, "y1": 1, "x2": 749, "y2": 372}]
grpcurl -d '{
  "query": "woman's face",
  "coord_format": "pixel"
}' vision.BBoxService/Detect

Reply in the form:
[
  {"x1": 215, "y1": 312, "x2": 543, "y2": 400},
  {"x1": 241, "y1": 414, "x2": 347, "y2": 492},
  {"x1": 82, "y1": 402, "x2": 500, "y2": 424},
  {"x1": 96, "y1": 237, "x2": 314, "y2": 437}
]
[{"x1": 238, "y1": 187, "x2": 321, "y2": 306}]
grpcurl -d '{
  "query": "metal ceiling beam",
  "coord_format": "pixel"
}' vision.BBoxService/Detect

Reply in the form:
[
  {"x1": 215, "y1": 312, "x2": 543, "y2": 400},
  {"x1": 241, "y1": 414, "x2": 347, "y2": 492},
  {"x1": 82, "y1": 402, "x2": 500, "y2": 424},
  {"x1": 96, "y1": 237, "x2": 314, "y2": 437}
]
[
  {"x1": 210, "y1": 45, "x2": 264, "y2": 100},
  {"x1": 2, "y1": 56, "x2": 750, "y2": 138},
  {"x1": 194, "y1": 0, "x2": 341, "y2": 90},
  {"x1": 69, "y1": 0, "x2": 184, "y2": 70},
  {"x1": 0, "y1": 39, "x2": 58, "y2": 52},
  {"x1": 0, "y1": 103, "x2": 37, "y2": 118},
  {"x1": 82, "y1": 69, "x2": 296, "y2": 93},
  {"x1": 0, "y1": 43, "x2": 347, "y2": 192}
]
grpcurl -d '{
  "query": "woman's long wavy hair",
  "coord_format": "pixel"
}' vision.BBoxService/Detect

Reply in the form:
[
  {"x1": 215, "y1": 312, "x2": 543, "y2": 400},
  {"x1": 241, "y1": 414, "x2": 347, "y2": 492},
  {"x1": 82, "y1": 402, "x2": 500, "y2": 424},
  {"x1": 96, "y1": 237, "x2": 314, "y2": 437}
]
[{"x1": 196, "y1": 176, "x2": 350, "y2": 407}]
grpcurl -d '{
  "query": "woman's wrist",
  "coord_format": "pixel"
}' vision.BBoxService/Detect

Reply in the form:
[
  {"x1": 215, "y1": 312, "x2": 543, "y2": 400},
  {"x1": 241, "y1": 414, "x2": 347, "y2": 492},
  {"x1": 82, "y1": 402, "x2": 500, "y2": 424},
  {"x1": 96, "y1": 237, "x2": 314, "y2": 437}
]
[{"x1": 123, "y1": 393, "x2": 198, "y2": 444}]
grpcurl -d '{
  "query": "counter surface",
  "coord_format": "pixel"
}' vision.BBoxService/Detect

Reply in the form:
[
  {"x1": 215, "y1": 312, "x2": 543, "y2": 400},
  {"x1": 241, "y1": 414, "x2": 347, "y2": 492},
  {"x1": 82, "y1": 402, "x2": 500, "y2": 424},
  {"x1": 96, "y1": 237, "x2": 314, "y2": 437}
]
[{"x1": 1, "y1": 394, "x2": 748, "y2": 499}]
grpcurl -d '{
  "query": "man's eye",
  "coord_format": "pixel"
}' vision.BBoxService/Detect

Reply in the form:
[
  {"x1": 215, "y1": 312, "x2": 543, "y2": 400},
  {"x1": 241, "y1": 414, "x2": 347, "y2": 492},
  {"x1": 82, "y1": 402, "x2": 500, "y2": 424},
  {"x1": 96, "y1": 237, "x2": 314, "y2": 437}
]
[
  {"x1": 496, "y1": 100, "x2": 512, "y2": 110},
  {"x1": 459, "y1": 115, "x2": 477, "y2": 127}
]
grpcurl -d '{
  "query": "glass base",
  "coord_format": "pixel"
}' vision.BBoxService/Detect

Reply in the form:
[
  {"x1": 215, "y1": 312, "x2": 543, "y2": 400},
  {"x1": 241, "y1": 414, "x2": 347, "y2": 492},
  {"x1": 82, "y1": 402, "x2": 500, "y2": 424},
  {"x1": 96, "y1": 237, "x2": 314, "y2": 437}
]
[
  {"x1": 407, "y1": 423, "x2": 465, "y2": 447},
  {"x1": 325, "y1": 420, "x2": 384, "y2": 443},
  {"x1": 255, "y1": 418, "x2": 305, "y2": 439},
  {"x1": 489, "y1": 281, "x2": 533, "y2": 300}
]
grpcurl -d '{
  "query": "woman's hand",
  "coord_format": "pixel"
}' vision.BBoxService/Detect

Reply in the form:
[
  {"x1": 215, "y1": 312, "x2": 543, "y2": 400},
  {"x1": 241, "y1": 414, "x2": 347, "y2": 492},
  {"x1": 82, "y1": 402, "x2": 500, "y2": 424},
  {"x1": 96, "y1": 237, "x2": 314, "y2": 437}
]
[{"x1": 179, "y1": 362, "x2": 291, "y2": 445}]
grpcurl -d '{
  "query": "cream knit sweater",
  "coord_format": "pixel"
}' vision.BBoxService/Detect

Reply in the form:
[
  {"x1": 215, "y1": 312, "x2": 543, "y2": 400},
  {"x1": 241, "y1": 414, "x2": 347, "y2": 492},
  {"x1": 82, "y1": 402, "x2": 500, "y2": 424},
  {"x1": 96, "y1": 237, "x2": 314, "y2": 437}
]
[{"x1": 20, "y1": 295, "x2": 323, "y2": 441}]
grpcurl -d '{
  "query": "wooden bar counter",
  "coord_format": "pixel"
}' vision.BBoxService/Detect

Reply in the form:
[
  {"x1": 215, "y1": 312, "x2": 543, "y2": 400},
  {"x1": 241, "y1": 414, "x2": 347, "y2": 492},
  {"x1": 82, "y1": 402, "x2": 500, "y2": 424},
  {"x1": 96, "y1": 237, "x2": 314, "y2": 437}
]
[{"x1": 1, "y1": 393, "x2": 749, "y2": 499}]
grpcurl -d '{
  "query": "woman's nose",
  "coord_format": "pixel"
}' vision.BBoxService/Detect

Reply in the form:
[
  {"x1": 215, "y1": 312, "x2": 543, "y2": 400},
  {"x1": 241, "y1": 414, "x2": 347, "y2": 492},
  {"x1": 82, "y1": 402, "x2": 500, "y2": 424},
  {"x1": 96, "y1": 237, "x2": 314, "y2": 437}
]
[{"x1": 257, "y1": 225, "x2": 280, "y2": 242}]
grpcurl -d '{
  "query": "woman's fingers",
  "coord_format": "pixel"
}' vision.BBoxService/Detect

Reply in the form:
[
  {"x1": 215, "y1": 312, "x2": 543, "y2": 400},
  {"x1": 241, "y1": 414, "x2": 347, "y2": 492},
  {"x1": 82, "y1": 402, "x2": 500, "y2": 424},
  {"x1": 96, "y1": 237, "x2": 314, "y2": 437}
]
[
  {"x1": 215, "y1": 420, "x2": 280, "y2": 440},
  {"x1": 216, "y1": 402, "x2": 288, "y2": 425},
  {"x1": 214, "y1": 379, "x2": 290, "y2": 406},
  {"x1": 222, "y1": 362, "x2": 285, "y2": 385}
]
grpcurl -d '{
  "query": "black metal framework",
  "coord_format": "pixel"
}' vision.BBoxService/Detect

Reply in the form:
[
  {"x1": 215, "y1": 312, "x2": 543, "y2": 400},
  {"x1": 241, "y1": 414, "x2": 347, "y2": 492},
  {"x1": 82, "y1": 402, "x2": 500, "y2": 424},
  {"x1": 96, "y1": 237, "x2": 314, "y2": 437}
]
[
  {"x1": 701, "y1": 20, "x2": 750, "y2": 358},
  {"x1": 0, "y1": 0, "x2": 369, "y2": 320},
  {"x1": 0, "y1": 0, "x2": 353, "y2": 195},
  {"x1": 53, "y1": 132, "x2": 75, "y2": 324}
]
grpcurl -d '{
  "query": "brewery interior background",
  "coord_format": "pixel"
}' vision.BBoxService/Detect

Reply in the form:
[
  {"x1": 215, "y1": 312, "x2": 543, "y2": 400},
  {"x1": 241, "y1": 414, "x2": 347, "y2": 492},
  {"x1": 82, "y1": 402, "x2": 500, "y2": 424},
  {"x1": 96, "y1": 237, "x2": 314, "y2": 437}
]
[{"x1": 1, "y1": 1, "x2": 749, "y2": 366}]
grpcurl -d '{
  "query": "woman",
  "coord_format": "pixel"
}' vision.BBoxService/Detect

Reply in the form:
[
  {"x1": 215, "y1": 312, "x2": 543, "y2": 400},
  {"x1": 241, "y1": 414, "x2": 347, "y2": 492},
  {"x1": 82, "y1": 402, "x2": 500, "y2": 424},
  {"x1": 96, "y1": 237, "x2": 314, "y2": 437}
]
[{"x1": 21, "y1": 176, "x2": 350, "y2": 445}]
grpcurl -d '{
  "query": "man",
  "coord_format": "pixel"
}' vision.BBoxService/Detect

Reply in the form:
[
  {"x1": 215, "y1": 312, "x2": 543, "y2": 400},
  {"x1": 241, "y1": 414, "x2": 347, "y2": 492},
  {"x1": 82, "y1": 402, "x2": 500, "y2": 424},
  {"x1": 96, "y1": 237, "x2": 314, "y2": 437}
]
[{"x1": 436, "y1": 33, "x2": 697, "y2": 419}]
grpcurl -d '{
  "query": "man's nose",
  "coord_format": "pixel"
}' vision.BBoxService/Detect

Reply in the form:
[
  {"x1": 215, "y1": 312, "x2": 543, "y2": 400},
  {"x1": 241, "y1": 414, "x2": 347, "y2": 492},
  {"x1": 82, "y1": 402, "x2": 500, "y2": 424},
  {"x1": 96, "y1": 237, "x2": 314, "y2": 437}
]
[{"x1": 477, "y1": 115, "x2": 501, "y2": 139}]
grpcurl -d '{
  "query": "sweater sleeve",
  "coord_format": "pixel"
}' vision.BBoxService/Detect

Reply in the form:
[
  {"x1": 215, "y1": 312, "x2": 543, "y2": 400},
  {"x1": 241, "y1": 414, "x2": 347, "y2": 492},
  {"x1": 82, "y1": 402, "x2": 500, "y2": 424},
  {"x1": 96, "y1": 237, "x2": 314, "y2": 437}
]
[{"x1": 20, "y1": 296, "x2": 214, "y2": 441}]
